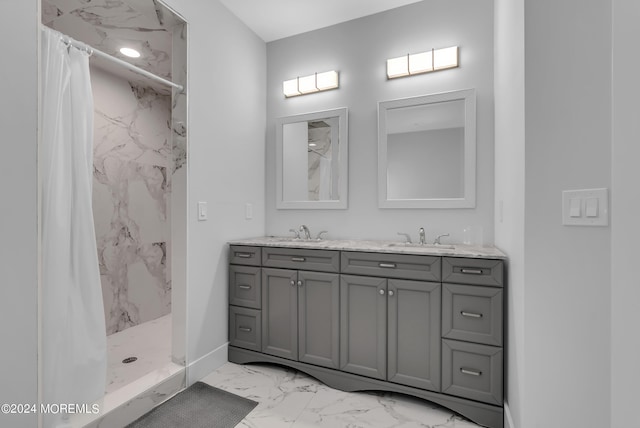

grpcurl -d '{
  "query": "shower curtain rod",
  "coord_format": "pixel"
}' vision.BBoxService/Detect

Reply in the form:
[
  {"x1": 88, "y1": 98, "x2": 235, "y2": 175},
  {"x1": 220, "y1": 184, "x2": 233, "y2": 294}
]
[{"x1": 59, "y1": 33, "x2": 184, "y2": 93}]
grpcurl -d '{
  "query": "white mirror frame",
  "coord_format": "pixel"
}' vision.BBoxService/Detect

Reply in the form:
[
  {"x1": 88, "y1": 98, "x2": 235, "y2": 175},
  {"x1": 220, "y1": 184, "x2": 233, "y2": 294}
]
[
  {"x1": 276, "y1": 107, "x2": 348, "y2": 209},
  {"x1": 378, "y1": 88, "x2": 476, "y2": 209}
]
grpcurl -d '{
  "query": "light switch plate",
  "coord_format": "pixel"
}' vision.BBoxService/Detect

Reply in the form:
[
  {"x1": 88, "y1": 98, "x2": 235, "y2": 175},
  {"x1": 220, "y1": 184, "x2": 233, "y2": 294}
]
[
  {"x1": 197, "y1": 201, "x2": 208, "y2": 221},
  {"x1": 562, "y1": 188, "x2": 608, "y2": 226}
]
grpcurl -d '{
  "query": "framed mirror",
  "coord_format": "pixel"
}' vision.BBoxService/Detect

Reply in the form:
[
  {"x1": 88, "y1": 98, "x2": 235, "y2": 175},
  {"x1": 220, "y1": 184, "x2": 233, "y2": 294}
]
[
  {"x1": 378, "y1": 88, "x2": 476, "y2": 208},
  {"x1": 276, "y1": 107, "x2": 348, "y2": 209}
]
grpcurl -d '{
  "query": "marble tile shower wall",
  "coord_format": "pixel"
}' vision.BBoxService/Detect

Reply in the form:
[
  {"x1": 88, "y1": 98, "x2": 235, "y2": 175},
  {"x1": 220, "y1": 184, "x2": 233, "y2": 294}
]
[{"x1": 91, "y1": 66, "x2": 172, "y2": 335}]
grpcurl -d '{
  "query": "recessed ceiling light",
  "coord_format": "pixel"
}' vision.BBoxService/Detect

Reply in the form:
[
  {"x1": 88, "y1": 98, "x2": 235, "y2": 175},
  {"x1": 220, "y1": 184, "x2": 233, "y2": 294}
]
[
  {"x1": 119, "y1": 47, "x2": 141, "y2": 58},
  {"x1": 309, "y1": 143, "x2": 317, "y2": 147}
]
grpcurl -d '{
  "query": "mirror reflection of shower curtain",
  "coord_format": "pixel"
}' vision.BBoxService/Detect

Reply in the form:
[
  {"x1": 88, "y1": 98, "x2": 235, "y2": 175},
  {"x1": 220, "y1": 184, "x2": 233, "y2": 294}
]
[
  {"x1": 40, "y1": 27, "x2": 106, "y2": 427},
  {"x1": 319, "y1": 157, "x2": 332, "y2": 200}
]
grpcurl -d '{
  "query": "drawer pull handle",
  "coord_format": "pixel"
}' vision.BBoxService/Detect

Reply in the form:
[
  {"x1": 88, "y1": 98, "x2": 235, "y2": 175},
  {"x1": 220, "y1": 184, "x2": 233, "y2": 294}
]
[
  {"x1": 238, "y1": 285, "x2": 252, "y2": 290},
  {"x1": 291, "y1": 257, "x2": 306, "y2": 262},
  {"x1": 290, "y1": 280, "x2": 296, "y2": 286},
  {"x1": 460, "y1": 368, "x2": 482, "y2": 376},
  {"x1": 236, "y1": 253, "x2": 252, "y2": 258},
  {"x1": 461, "y1": 268, "x2": 483, "y2": 275},
  {"x1": 379, "y1": 262, "x2": 397, "y2": 269},
  {"x1": 297, "y1": 280, "x2": 303, "y2": 287},
  {"x1": 379, "y1": 289, "x2": 385, "y2": 295},
  {"x1": 238, "y1": 326, "x2": 252, "y2": 332},
  {"x1": 461, "y1": 311, "x2": 483, "y2": 318}
]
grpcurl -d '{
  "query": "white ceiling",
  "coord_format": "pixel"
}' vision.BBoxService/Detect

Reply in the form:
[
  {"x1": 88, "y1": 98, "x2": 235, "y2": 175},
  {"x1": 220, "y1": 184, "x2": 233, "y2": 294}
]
[{"x1": 218, "y1": 0, "x2": 424, "y2": 42}]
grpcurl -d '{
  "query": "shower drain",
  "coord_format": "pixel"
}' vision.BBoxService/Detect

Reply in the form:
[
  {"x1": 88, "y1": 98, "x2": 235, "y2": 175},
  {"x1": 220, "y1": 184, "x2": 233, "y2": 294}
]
[{"x1": 122, "y1": 357, "x2": 138, "y2": 364}]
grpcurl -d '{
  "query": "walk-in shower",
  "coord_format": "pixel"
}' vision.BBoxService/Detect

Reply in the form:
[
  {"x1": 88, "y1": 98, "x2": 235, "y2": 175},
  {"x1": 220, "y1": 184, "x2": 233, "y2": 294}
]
[{"x1": 39, "y1": 0, "x2": 187, "y2": 425}]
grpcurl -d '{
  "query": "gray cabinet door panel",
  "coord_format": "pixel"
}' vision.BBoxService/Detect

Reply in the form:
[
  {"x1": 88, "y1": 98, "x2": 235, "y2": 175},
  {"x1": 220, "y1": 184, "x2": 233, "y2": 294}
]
[
  {"x1": 298, "y1": 271, "x2": 340, "y2": 369},
  {"x1": 262, "y1": 268, "x2": 298, "y2": 360},
  {"x1": 230, "y1": 245, "x2": 261, "y2": 266},
  {"x1": 340, "y1": 275, "x2": 387, "y2": 380},
  {"x1": 262, "y1": 247, "x2": 340, "y2": 272},
  {"x1": 442, "y1": 283, "x2": 503, "y2": 346},
  {"x1": 442, "y1": 339, "x2": 503, "y2": 405},
  {"x1": 229, "y1": 306, "x2": 261, "y2": 352},
  {"x1": 341, "y1": 251, "x2": 441, "y2": 281},
  {"x1": 388, "y1": 279, "x2": 441, "y2": 391},
  {"x1": 229, "y1": 265, "x2": 261, "y2": 309},
  {"x1": 442, "y1": 258, "x2": 503, "y2": 287}
]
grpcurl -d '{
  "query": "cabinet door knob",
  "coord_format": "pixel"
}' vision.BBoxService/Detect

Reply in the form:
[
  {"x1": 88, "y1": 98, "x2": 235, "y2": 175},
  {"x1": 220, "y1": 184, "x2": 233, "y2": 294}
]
[
  {"x1": 388, "y1": 290, "x2": 395, "y2": 296},
  {"x1": 297, "y1": 280, "x2": 303, "y2": 286},
  {"x1": 290, "y1": 280, "x2": 295, "y2": 286},
  {"x1": 379, "y1": 289, "x2": 385, "y2": 295}
]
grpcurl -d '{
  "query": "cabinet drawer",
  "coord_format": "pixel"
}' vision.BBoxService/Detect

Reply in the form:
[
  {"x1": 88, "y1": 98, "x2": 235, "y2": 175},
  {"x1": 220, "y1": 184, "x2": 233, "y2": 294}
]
[
  {"x1": 341, "y1": 251, "x2": 440, "y2": 281},
  {"x1": 442, "y1": 258, "x2": 503, "y2": 287},
  {"x1": 230, "y1": 245, "x2": 261, "y2": 266},
  {"x1": 229, "y1": 265, "x2": 261, "y2": 309},
  {"x1": 442, "y1": 339, "x2": 503, "y2": 405},
  {"x1": 262, "y1": 247, "x2": 339, "y2": 273},
  {"x1": 229, "y1": 306, "x2": 261, "y2": 352},
  {"x1": 442, "y1": 284, "x2": 502, "y2": 346}
]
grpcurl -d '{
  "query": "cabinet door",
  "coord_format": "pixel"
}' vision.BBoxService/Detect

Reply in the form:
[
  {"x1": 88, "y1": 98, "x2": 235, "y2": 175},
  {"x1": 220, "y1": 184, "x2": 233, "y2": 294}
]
[
  {"x1": 262, "y1": 268, "x2": 298, "y2": 360},
  {"x1": 387, "y1": 279, "x2": 441, "y2": 391},
  {"x1": 298, "y1": 271, "x2": 340, "y2": 369},
  {"x1": 340, "y1": 274, "x2": 387, "y2": 380}
]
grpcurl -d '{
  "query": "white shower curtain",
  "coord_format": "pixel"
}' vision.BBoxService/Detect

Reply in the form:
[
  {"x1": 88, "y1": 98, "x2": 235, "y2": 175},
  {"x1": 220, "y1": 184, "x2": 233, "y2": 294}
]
[{"x1": 40, "y1": 27, "x2": 106, "y2": 427}]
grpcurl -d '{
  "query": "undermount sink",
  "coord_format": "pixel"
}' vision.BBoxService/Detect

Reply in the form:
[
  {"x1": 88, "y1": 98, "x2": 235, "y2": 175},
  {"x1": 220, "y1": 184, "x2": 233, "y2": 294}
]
[{"x1": 387, "y1": 242, "x2": 456, "y2": 250}]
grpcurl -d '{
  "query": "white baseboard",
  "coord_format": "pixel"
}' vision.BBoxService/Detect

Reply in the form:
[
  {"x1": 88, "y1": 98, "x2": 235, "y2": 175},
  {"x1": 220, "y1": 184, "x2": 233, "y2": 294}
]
[
  {"x1": 504, "y1": 402, "x2": 516, "y2": 428},
  {"x1": 186, "y1": 342, "x2": 228, "y2": 385}
]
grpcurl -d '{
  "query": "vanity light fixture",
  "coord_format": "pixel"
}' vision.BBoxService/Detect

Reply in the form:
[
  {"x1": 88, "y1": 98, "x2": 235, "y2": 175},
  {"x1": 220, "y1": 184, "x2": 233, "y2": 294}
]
[
  {"x1": 386, "y1": 46, "x2": 458, "y2": 79},
  {"x1": 283, "y1": 70, "x2": 339, "y2": 97}
]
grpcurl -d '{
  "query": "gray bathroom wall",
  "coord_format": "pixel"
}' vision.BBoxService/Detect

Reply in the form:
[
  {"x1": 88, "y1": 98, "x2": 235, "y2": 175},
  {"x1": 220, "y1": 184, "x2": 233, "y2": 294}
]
[{"x1": 266, "y1": 0, "x2": 494, "y2": 244}]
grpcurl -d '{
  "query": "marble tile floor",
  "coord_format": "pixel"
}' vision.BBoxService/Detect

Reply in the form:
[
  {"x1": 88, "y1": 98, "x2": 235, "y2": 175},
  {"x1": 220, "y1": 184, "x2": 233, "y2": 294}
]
[
  {"x1": 201, "y1": 362, "x2": 483, "y2": 428},
  {"x1": 106, "y1": 313, "x2": 173, "y2": 394}
]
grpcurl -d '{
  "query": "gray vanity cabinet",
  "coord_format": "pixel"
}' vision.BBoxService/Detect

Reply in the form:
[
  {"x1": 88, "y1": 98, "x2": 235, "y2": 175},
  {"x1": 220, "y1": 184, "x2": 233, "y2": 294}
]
[
  {"x1": 261, "y1": 248, "x2": 340, "y2": 370},
  {"x1": 340, "y1": 274, "x2": 441, "y2": 391},
  {"x1": 229, "y1": 243, "x2": 506, "y2": 428}
]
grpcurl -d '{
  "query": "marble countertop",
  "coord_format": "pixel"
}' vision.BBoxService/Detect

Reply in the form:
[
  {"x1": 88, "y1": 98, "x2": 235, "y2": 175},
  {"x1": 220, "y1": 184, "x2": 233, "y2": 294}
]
[{"x1": 228, "y1": 237, "x2": 507, "y2": 260}]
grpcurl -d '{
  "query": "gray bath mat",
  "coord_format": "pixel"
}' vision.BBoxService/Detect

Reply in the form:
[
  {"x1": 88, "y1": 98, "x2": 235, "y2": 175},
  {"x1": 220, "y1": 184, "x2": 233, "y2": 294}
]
[{"x1": 125, "y1": 382, "x2": 258, "y2": 428}]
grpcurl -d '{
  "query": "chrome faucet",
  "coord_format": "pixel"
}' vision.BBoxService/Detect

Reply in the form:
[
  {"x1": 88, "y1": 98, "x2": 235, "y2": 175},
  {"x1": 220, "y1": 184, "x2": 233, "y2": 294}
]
[
  {"x1": 418, "y1": 227, "x2": 426, "y2": 245},
  {"x1": 397, "y1": 232, "x2": 412, "y2": 244},
  {"x1": 433, "y1": 233, "x2": 450, "y2": 245},
  {"x1": 299, "y1": 224, "x2": 311, "y2": 240},
  {"x1": 288, "y1": 228, "x2": 301, "y2": 239}
]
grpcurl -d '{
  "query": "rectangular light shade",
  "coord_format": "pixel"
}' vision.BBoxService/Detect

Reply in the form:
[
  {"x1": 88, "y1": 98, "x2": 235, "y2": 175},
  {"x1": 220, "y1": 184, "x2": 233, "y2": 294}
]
[
  {"x1": 283, "y1": 70, "x2": 340, "y2": 97},
  {"x1": 298, "y1": 74, "x2": 318, "y2": 94},
  {"x1": 316, "y1": 70, "x2": 339, "y2": 91},
  {"x1": 283, "y1": 79, "x2": 300, "y2": 97},
  {"x1": 387, "y1": 55, "x2": 409, "y2": 79},
  {"x1": 387, "y1": 46, "x2": 458, "y2": 79},
  {"x1": 433, "y1": 46, "x2": 458, "y2": 70},
  {"x1": 409, "y1": 51, "x2": 433, "y2": 74}
]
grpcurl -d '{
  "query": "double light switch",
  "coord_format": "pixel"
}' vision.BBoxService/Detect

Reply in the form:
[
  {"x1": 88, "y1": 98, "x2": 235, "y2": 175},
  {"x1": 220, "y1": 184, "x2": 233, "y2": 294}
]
[{"x1": 562, "y1": 188, "x2": 608, "y2": 226}]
